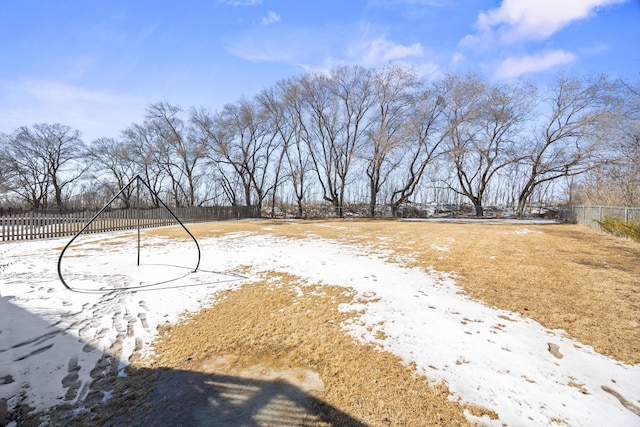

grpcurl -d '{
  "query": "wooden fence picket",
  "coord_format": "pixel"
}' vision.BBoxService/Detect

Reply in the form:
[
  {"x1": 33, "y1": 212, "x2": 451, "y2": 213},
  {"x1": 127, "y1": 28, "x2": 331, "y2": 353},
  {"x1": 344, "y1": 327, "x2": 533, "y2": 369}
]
[{"x1": 1, "y1": 205, "x2": 247, "y2": 242}]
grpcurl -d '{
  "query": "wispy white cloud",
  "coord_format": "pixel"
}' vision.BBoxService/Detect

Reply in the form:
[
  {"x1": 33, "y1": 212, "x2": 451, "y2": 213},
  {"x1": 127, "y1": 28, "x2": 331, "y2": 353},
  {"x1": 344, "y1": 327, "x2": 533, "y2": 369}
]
[
  {"x1": 217, "y1": 0, "x2": 261, "y2": 6},
  {"x1": 450, "y1": 52, "x2": 465, "y2": 66},
  {"x1": 226, "y1": 34, "x2": 302, "y2": 63},
  {"x1": 20, "y1": 80, "x2": 124, "y2": 104},
  {"x1": 350, "y1": 36, "x2": 424, "y2": 65},
  {"x1": 465, "y1": 0, "x2": 628, "y2": 45},
  {"x1": 262, "y1": 11, "x2": 281, "y2": 26},
  {"x1": 227, "y1": 21, "x2": 430, "y2": 76},
  {"x1": 0, "y1": 79, "x2": 145, "y2": 141},
  {"x1": 494, "y1": 49, "x2": 577, "y2": 78}
]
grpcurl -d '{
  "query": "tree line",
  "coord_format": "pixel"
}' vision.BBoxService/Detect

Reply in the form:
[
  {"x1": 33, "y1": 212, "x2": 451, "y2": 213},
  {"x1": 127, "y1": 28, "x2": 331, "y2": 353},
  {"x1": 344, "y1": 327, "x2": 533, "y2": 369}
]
[{"x1": 1, "y1": 64, "x2": 638, "y2": 217}]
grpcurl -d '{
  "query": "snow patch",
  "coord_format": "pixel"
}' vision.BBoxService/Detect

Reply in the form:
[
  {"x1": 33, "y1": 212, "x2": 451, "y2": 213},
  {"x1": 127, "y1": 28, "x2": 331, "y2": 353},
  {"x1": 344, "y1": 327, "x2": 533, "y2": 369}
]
[{"x1": 0, "y1": 232, "x2": 638, "y2": 426}]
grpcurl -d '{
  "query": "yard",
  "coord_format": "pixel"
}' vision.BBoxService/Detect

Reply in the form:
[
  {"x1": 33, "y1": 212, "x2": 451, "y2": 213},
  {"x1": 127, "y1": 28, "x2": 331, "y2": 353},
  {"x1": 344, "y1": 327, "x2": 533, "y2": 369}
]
[{"x1": 1, "y1": 219, "x2": 639, "y2": 426}]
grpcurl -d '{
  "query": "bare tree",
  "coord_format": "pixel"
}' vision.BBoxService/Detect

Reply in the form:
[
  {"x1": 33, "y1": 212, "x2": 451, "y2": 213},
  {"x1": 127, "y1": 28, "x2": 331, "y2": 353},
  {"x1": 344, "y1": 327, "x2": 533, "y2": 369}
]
[
  {"x1": 86, "y1": 137, "x2": 139, "y2": 208},
  {"x1": 570, "y1": 77, "x2": 640, "y2": 206},
  {"x1": 0, "y1": 132, "x2": 50, "y2": 208},
  {"x1": 0, "y1": 145, "x2": 10, "y2": 199},
  {"x1": 388, "y1": 76, "x2": 449, "y2": 216},
  {"x1": 145, "y1": 102, "x2": 209, "y2": 207},
  {"x1": 444, "y1": 74, "x2": 534, "y2": 216},
  {"x1": 194, "y1": 98, "x2": 280, "y2": 217},
  {"x1": 615, "y1": 79, "x2": 640, "y2": 205},
  {"x1": 190, "y1": 107, "x2": 240, "y2": 207},
  {"x1": 256, "y1": 82, "x2": 291, "y2": 218},
  {"x1": 515, "y1": 73, "x2": 622, "y2": 216},
  {"x1": 299, "y1": 71, "x2": 340, "y2": 216},
  {"x1": 301, "y1": 65, "x2": 375, "y2": 217},
  {"x1": 275, "y1": 77, "x2": 315, "y2": 218},
  {"x1": 121, "y1": 122, "x2": 165, "y2": 207},
  {"x1": 364, "y1": 63, "x2": 419, "y2": 217},
  {"x1": 3, "y1": 69, "x2": 629, "y2": 217},
  {"x1": 0, "y1": 123, "x2": 86, "y2": 208}
]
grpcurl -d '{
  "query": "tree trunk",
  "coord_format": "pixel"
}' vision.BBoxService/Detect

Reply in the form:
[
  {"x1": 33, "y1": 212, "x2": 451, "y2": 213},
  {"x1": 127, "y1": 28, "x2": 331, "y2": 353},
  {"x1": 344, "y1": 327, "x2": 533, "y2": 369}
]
[
  {"x1": 296, "y1": 200, "x2": 304, "y2": 219},
  {"x1": 390, "y1": 203, "x2": 400, "y2": 218},
  {"x1": 516, "y1": 193, "x2": 529, "y2": 218},
  {"x1": 333, "y1": 200, "x2": 343, "y2": 218},
  {"x1": 369, "y1": 181, "x2": 377, "y2": 217},
  {"x1": 472, "y1": 198, "x2": 484, "y2": 217}
]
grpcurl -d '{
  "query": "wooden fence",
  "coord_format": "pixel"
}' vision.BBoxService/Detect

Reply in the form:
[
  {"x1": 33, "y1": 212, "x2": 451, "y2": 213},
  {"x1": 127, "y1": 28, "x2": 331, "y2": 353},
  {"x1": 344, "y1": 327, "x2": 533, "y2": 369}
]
[{"x1": 0, "y1": 206, "x2": 258, "y2": 242}]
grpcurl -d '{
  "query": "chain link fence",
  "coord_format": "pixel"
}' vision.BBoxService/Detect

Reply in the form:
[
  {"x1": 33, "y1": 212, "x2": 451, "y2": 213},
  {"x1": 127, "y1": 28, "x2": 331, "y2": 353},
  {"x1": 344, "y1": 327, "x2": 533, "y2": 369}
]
[{"x1": 558, "y1": 205, "x2": 640, "y2": 230}]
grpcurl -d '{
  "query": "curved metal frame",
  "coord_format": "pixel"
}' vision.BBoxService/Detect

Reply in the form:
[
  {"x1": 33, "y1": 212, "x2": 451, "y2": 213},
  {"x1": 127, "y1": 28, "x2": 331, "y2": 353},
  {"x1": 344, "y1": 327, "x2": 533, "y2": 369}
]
[{"x1": 58, "y1": 175, "x2": 201, "y2": 292}]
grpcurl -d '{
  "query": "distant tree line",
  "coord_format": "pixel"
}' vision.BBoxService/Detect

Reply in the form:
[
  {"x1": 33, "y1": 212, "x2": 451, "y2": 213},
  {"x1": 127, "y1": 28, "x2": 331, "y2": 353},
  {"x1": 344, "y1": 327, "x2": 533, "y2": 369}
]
[{"x1": 1, "y1": 65, "x2": 639, "y2": 217}]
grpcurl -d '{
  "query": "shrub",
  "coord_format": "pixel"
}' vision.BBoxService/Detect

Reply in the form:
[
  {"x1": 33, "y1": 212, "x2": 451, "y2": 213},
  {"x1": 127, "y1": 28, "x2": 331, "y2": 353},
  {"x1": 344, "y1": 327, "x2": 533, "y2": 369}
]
[{"x1": 597, "y1": 217, "x2": 640, "y2": 242}]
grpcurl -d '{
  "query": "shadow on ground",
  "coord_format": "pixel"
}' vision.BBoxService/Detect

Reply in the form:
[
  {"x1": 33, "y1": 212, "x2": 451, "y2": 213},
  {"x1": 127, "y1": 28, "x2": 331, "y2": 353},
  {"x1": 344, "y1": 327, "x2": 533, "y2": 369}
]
[
  {"x1": 0, "y1": 295, "x2": 367, "y2": 427},
  {"x1": 104, "y1": 367, "x2": 367, "y2": 427}
]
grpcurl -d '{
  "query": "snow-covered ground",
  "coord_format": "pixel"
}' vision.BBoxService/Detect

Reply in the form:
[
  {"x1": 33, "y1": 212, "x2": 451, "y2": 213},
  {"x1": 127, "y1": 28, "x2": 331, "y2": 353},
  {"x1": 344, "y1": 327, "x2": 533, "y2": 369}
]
[{"x1": 0, "y1": 228, "x2": 639, "y2": 426}]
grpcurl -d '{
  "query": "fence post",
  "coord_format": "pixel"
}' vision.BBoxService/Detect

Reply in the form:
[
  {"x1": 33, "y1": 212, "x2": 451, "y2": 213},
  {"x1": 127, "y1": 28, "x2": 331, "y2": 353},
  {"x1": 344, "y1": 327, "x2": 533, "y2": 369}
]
[
  {"x1": 598, "y1": 206, "x2": 602, "y2": 224},
  {"x1": 27, "y1": 211, "x2": 32, "y2": 240}
]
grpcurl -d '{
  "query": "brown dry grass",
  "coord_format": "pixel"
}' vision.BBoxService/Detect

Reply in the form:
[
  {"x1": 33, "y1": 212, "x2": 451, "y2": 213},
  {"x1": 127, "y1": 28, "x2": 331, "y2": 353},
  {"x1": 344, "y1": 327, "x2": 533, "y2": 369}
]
[
  {"x1": 144, "y1": 275, "x2": 489, "y2": 426},
  {"x1": 139, "y1": 219, "x2": 640, "y2": 424}
]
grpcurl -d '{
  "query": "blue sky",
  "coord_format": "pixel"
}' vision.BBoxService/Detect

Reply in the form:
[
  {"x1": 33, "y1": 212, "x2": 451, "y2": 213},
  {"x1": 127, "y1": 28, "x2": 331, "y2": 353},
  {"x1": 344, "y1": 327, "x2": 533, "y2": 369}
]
[{"x1": 1, "y1": 0, "x2": 638, "y2": 142}]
